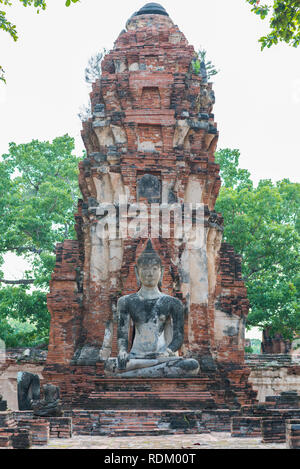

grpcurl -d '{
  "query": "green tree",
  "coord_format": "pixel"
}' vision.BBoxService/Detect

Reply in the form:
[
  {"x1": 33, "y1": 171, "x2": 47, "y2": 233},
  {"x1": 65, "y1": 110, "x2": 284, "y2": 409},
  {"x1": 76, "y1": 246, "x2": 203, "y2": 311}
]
[
  {"x1": 0, "y1": 0, "x2": 80, "y2": 83},
  {"x1": 246, "y1": 0, "x2": 300, "y2": 49},
  {"x1": 0, "y1": 135, "x2": 80, "y2": 346},
  {"x1": 215, "y1": 148, "x2": 300, "y2": 340}
]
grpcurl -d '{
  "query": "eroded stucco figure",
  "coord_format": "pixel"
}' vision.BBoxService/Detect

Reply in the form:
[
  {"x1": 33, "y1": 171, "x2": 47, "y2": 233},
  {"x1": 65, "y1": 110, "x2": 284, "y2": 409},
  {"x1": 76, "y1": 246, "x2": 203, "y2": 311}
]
[
  {"x1": 31, "y1": 383, "x2": 63, "y2": 417},
  {"x1": 104, "y1": 240, "x2": 200, "y2": 377}
]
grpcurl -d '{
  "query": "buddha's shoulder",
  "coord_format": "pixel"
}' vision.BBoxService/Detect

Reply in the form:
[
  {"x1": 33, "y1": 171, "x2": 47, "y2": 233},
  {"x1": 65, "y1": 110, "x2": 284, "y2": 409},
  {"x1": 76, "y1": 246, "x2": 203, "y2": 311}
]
[
  {"x1": 117, "y1": 293, "x2": 139, "y2": 306},
  {"x1": 159, "y1": 294, "x2": 183, "y2": 308}
]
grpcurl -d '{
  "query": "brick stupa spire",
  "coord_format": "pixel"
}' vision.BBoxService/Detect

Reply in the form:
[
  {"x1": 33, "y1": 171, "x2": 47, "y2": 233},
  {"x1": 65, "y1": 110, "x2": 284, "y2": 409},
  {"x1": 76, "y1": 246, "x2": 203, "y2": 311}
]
[{"x1": 44, "y1": 4, "x2": 257, "y2": 410}]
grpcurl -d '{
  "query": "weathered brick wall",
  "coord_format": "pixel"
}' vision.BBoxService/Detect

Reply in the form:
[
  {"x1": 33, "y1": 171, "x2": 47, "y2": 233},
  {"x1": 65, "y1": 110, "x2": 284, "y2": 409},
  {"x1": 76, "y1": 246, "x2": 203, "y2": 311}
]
[{"x1": 246, "y1": 354, "x2": 300, "y2": 402}]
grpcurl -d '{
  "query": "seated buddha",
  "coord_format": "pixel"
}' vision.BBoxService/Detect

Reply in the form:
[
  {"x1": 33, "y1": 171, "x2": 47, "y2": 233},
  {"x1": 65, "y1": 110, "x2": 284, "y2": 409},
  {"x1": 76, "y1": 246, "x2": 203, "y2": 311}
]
[{"x1": 104, "y1": 240, "x2": 199, "y2": 378}]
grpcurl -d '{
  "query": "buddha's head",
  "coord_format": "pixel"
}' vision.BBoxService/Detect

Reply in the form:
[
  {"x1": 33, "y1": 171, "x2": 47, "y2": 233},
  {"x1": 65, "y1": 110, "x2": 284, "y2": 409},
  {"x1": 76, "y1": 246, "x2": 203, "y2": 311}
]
[{"x1": 136, "y1": 239, "x2": 163, "y2": 288}]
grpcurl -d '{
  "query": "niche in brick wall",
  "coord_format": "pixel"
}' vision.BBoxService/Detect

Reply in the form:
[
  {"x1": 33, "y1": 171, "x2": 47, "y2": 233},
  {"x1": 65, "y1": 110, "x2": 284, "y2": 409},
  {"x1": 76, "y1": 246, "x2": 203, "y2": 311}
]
[
  {"x1": 143, "y1": 56, "x2": 159, "y2": 70},
  {"x1": 137, "y1": 173, "x2": 161, "y2": 203},
  {"x1": 137, "y1": 124, "x2": 163, "y2": 152},
  {"x1": 141, "y1": 87, "x2": 161, "y2": 109}
]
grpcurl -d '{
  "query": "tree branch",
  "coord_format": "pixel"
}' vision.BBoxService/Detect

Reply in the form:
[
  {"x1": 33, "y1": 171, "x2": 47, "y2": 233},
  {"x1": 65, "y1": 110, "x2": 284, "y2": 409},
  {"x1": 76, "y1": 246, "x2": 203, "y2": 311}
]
[
  {"x1": 9, "y1": 246, "x2": 43, "y2": 255},
  {"x1": 6, "y1": 245, "x2": 56, "y2": 256},
  {"x1": 0, "y1": 278, "x2": 35, "y2": 285}
]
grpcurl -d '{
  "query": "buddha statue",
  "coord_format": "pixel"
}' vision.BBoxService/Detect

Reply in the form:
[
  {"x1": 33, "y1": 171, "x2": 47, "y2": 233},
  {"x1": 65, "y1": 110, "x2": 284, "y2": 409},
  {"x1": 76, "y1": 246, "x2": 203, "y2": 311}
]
[
  {"x1": 104, "y1": 240, "x2": 199, "y2": 377},
  {"x1": 31, "y1": 384, "x2": 63, "y2": 417}
]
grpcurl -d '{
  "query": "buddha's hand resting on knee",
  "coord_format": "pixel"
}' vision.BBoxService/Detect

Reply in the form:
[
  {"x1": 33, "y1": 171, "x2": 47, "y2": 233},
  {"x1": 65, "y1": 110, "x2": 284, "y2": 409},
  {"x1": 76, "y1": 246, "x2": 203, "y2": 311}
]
[
  {"x1": 117, "y1": 350, "x2": 129, "y2": 370},
  {"x1": 164, "y1": 347, "x2": 176, "y2": 357}
]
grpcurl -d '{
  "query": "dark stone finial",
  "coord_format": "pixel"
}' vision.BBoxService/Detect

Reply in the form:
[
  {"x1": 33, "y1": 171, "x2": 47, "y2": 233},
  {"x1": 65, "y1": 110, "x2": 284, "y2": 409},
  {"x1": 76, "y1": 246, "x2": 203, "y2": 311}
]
[
  {"x1": 145, "y1": 238, "x2": 156, "y2": 253},
  {"x1": 137, "y1": 239, "x2": 162, "y2": 267},
  {"x1": 133, "y1": 3, "x2": 169, "y2": 17}
]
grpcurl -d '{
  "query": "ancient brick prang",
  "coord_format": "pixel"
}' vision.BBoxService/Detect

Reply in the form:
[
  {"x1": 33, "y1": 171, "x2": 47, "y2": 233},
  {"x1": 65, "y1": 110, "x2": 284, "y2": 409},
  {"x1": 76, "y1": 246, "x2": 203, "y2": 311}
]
[{"x1": 44, "y1": 4, "x2": 254, "y2": 410}]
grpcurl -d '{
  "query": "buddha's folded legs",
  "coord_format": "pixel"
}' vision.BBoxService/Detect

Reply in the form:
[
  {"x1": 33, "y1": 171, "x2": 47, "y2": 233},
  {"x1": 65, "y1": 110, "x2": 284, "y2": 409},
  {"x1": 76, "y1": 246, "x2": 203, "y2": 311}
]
[{"x1": 104, "y1": 357, "x2": 199, "y2": 378}]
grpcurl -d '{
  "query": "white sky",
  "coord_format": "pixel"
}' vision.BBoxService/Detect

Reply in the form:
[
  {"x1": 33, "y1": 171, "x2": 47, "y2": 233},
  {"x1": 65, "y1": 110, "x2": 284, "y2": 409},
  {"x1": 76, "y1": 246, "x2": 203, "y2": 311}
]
[{"x1": 0, "y1": 1, "x2": 298, "y2": 340}]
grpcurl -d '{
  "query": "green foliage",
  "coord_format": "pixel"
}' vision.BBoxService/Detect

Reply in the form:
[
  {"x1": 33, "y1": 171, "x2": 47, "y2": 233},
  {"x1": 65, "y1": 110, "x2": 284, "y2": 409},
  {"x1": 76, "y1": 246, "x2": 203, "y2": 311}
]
[
  {"x1": 246, "y1": 0, "x2": 300, "y2": 48},
  {"x1": 250, "y1": 339, "x2": 262, "y2": 353},
  {"x1": 0, "y1": 6, "x2": 18, "y2": 43},
  {"x1": 245, "y1": 345, "x2": 253, "y2": 353},
  {"x1": 0, "y1": 0, "x2": 80, "y2": 82},
  {"x1": 216, "y1": 148, "x2": 300, "y2": 340},
  {"x1": 191, "y1": 58, "x2": 201, "y2": 75},
  {"x1": 0, "y1": 288, "x2": 49, "y2": 346},
  {"x1": 0, "y1": 65, "x2": 6, "y2": 83},
  {"x1": 214, "y1": 149, "x2": 253, "y2": 190},
  {"x1": 245, "y1": 339, "x2": 262, "y2": 354},
  {"x1": 0, "y1": 135, "x2": 80, "y2": 346},
  {"x1": 191, "y1": 49, "x2": 219, "y2": 80},
  {"x1": 197, "y1": 49, "x2": 219, "y2": 79},
  {"x1": 65, "y1": 0, "x2": 79, "y2": 6}
]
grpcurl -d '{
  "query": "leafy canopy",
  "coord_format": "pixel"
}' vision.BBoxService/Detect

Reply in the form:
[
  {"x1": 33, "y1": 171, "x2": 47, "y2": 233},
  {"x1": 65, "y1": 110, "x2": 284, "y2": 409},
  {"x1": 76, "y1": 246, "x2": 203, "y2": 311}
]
[
  {"x1": 0, "y1": 135, "x2": 81, "y2": 346},
  {"x1": 215, "y1": 148, "x2": 300, "y2": 340},
  {"x1": 246, "y1": 0, "x2": 300, "y2": 48}
]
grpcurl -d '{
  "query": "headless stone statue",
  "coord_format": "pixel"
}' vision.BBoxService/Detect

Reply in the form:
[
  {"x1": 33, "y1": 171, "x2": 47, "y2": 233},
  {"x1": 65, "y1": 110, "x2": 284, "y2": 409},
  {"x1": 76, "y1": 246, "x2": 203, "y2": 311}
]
[
  {"x1": 17, "y1": 371, "x2": 40, "y2": 411},
  {"x1": 31, "y1": 384, "x2": 63, "y2": 417},
  {"x1": 104, "y1": 240, "x2": 199, "y2": 378}
]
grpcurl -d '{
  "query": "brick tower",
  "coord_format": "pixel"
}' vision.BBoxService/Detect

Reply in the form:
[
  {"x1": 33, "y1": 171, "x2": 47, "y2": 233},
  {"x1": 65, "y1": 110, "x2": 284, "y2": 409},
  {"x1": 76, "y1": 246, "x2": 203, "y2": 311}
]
[{"x1": 43, "y1": 3, "x2": 256, "y2": 410}]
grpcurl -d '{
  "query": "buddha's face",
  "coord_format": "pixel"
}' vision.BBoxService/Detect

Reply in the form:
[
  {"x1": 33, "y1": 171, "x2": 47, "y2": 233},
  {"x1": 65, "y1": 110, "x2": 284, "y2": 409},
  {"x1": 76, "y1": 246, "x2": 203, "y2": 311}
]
[{"x1": 137, "y1": 261, "x2": 161, "y2": 288}]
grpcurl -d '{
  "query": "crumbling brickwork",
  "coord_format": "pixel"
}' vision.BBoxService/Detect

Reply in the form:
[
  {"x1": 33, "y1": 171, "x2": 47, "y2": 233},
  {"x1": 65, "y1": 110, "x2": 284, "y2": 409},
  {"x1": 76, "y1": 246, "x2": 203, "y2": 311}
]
[{"x1": 43, "y1": 5, "x2": 255, "y2": 409}]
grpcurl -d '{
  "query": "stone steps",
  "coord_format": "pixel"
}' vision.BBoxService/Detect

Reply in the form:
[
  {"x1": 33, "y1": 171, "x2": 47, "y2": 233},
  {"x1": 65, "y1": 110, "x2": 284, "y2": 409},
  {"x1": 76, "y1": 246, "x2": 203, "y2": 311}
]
[
  {"x1": 76, "y1": 390, "x2": 217, "y2": 410},
  {"x1": 69, "y1": 409, "x2": 206, "y2": 436},
  {"x1": 89, "y1": 391, "x2": 212, "y2": 399}
]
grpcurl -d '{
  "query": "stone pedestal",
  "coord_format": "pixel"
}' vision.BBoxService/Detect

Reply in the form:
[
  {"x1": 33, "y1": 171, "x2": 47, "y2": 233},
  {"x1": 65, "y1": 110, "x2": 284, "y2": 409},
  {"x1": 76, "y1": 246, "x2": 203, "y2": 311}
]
[
  {"x1": 43, "y1": 362, "x2": 256, "y2": 411},
  {"x1": 67, "y1": 377, "x2": 216, "y2": 410}
]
